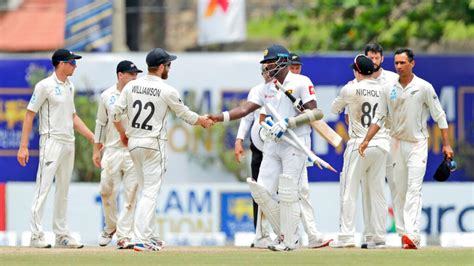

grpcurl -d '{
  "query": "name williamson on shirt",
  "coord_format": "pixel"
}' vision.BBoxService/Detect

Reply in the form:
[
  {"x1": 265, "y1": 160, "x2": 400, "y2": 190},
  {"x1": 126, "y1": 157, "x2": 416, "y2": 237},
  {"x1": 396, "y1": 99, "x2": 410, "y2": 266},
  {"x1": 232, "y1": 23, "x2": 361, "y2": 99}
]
[
  {"x1": 132, "y1": 86, "x2": 161, "y2": 97},
  {"x1": 356, "y1": 89, "x2": 380, "y2": 97}
]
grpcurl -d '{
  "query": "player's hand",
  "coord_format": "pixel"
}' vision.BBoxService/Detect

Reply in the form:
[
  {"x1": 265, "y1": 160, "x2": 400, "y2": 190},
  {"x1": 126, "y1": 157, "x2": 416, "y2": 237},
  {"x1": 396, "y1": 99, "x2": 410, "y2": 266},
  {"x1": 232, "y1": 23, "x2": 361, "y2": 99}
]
[
  {"x1": 197, "y1": 115, "x2": 214, "y2": 128},
  {"x1": 442, "y1": 144, "x2": 454, "y2": 160},
  {"x1": 208, "y1": 114, "x2": 221, "y2": 123},
  {"x1": 92, "y1": 147, "x2": 101, "y2": 168},
  {"x1": 119, "y1": 132, "x2": 128, "y2": 147},
  {"x1": 234, "y1": 139, "x2": 245, "y2": 163},
  {"x1": 269, "y1": 119, "x2": 288, "y2": 142},
  {"x1": 17, "y1": 146, "x2": 29, "y2": 167},
  {"x1": 358, "y1": 140, "x2": 369, "y2": 157}
]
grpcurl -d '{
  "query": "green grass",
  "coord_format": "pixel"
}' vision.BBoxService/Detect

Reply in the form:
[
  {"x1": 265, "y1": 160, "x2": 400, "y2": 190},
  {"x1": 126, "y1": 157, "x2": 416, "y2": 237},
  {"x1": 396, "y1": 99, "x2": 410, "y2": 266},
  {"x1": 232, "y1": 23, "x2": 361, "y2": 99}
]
[{"x1": 0, "y1": 246, "x2": 473, "y2": 265}]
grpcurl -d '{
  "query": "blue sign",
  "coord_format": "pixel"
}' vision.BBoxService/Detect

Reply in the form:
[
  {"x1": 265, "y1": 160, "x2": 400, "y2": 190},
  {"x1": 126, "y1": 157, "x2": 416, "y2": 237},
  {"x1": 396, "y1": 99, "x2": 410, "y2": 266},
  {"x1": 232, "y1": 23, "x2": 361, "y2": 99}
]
[{"x1": 220, "y1": 192, "x2": 254, "y2": 240}]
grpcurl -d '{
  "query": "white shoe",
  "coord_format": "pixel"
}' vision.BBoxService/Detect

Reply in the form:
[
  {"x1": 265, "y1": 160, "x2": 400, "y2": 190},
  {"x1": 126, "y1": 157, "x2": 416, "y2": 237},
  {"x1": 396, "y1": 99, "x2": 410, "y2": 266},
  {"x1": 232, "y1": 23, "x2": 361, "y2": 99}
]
[
  {"x1": 329, "y1": 240, "x2": 356, "y2": 248},
  {"x1": 269, "y1": 243, "x2": 294, "y2": 252},
  {"x1": 30, "y1": 235, "x2": 51, "y2": 248},
  {"x1": 150, "y1": 237, "x2": 165, "y2": 249},
  {"x1": 55, "y1": 235, "x2": 84, "y2": 249},
  {"x1": 308, "y1": 237, "x2": 333, "y2": 249},
  {"x1": 98, "y1": 230, "x2": 115, "y2": 246},
  {"x1": 251, "y1": 236, "x2": 276, "y2": 249},
  {"x1": 361, "y1": 241, "x2": 386, "y2": 249},
  {"x1": 117, "y1": 237, "x2": 134, "y2": 249},
  {"x1": 133, "y1": 242, "x2": 162, "y2": 252}
]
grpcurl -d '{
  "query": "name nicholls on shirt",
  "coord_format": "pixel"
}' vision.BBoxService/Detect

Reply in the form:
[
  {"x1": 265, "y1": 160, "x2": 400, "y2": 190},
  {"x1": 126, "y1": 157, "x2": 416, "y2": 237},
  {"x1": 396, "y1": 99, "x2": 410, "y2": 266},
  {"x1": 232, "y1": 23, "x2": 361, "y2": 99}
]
[
  {"x1": 356, "y1": 88, "x2": 380, "y2": 97},
  {"x1": 132, "y1": 85, "x2": 161, "y2": 97}
]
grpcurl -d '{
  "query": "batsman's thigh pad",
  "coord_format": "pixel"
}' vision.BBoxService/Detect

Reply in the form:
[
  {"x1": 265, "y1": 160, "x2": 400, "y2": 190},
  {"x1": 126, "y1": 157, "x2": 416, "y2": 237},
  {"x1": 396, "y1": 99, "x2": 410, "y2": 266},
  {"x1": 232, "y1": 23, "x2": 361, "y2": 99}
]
[
  {"x1": 278, "y1": 174, "x2": 301, "y2": 249},
  {"x1": 247, "y1": 178, "x2": 280, "y2": 234}
]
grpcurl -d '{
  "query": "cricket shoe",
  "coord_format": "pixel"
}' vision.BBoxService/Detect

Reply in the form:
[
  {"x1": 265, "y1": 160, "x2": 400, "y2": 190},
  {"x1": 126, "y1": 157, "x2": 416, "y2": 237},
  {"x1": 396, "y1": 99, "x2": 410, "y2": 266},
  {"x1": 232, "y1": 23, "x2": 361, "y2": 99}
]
[
  {"x1": 361, "y1": 241, "x2": 386, "y2": 249},
  {"x1": 329, "y1": 240, "x2": 356, "y2": 248},
  {"x1": 55, "y1": 235, "x2": 84, "y2": 249},
  {"x1": 402, "y1": 234, "x2": 419, "y2": 250},
  {"x1": 133, "y1": 242, "x2": 162, "y2": 252},
  {"x1": 269, "y1": 237, "x2": 300, "y2": 252},
  {"x1": 30, "y1": 234, "x2": 51, "y2": 248},
  {"x1": 150, "y1": 237, "x2": 165, "y2": 249},
  {"x1": 251, "y1": 236, "x2": 277, "y2": 249},
  {"x1": 308, "y1": 237, "x2": 333, "y2": 249},
  {"x1": 117, "y1": 237, "x2": 134, "y2": 249},
  {"x1": 98, "y1": 230, "x2": 116, "y2": 246}
]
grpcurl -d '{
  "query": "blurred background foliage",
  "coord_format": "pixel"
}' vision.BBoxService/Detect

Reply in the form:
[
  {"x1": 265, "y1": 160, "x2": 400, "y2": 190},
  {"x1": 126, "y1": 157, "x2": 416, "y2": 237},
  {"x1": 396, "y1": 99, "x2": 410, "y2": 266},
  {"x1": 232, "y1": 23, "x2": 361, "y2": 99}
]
[{"x1": 247, "y1": 0, "x2": 474, "y2": 53}]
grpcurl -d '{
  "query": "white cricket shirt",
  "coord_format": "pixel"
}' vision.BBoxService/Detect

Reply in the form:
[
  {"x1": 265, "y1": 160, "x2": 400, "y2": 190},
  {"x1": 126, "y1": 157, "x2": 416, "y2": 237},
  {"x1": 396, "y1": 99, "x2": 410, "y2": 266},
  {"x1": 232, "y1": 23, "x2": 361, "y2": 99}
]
[
  {"x1": 27, "y1": 72, "x2": 76, "y2": 143},
  {"x1": 332, "y1": 79, "x2": 390, "y2": 151},
  {"x1": 112, "y1": 75, "x2": 199, "y2": 139},
  {"x1": 248, "y1": 71, "x2": 317, "y2": 136},
  {"x1": 94, "y1": 85, "x2": 127, "y2": 148},
  {"x1": 374, "y1": 74, "x2": 448, "y2": 142}
]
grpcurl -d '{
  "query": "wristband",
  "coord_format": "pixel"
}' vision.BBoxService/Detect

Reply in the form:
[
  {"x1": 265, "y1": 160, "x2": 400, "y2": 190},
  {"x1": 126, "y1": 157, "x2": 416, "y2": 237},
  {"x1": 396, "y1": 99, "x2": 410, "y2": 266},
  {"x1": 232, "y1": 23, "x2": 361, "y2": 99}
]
[{"x1": 223, "y1": 111, "x2": 230, "y2": 125}]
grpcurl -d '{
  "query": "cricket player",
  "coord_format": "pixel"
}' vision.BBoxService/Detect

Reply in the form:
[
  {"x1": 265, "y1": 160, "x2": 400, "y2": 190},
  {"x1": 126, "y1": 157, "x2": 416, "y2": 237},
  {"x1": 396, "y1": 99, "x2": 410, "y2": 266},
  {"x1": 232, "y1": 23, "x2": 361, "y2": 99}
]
[
  {"x1": 360, "y1": 43, "x2": 399, "y2": 248},
  {"x1": 17, "y1": 49, "x2": 94, "y2": 248},
  {"x1": 93, "y1": 61, "x2": 142, "y2": 249},
  {"x1": 289, "y1": 52, "x2": 302, "y2": 74},
  {"x1": 331, "y1": 54, "x2": 390, "y2": 248},
  {"x1": 111, "y1": 48, "x2": 214, "y2": 252},
  {"x1": 211, "y1": 44, "x2": 332, "y2": 251},
  {"x1": 359, "y1": 48, "x2": 454, "y2": 249}
]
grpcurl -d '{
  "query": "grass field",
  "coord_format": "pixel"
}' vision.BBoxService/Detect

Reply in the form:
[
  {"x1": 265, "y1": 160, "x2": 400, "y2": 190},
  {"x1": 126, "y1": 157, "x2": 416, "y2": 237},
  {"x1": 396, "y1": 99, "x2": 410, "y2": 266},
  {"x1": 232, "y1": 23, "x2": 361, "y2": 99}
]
[{"x1": 1, "y1": 246, "x2": 473, "y2": 266}]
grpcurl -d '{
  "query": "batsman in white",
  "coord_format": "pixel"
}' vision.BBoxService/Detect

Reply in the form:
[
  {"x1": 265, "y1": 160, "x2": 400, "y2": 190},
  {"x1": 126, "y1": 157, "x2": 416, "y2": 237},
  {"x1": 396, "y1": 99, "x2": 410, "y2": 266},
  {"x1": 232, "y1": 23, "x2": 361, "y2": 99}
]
[
  {"x1": 211, "y1": 44, "x2": 332, "y2": 251},
  {"x1": 359, "y1": 48, "x2": 454, "y2": 249},
  {"x1": 111, "y1": 48, "x2": 214, "y2": 252},
  {"x1": 331, "y1": 54, "x2": 390, "y2": 249},
  {"x1": 17, "y1": 49, "x2": 94, "y2": 248},
  {"x1": 93, "y1": 60, "x2": 142, "y2": 249}
]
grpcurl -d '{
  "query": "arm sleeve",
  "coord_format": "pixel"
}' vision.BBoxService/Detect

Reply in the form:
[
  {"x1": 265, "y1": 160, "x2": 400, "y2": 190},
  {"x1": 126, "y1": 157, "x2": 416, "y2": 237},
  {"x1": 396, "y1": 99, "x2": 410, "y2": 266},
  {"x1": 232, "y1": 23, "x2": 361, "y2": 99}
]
[
  {"x1": 331, "y1": 85, "x2": 347, "y2": 114},
  {"x1": 425, "y1": 84, "x2": 448, "y2": 129},
  {"x1": 27, "y1": 82, "x2": 47, "y2": 113},
  {"x1": 94, "y1": 94, "x2": 108, "y2": 143},
  {"x1": 373, "y1": 84, "x2": 389, "y2": 127},
  {"x1": 71, "y1": 83, "x2": 77, "y2": 114},
  {"x1": 163, "y1": 88, "x2": 199, "y2": 125},
  {"x1": 299, "y1": 76, "x2": 317, "y2": 105},
  {"x1": 247, "y1": 86, "x2": 263, "y2": 107},
  {"x1": 236, "y1": 112, "x2": 255, "y2": 140},
  {"x1": 112, "y1": 88, "x2": 128, "y2": 122}
]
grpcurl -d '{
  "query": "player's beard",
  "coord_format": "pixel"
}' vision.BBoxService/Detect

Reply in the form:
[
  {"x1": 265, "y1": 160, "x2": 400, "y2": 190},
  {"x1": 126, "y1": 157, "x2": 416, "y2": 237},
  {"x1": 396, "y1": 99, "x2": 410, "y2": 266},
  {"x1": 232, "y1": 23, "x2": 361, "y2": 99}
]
[
  {"x1": 373, "y1": 64, "x2": 381, "y2": 72},
  {"x1": 161, "y1": 68, "x2": 169, "y2": 80}
]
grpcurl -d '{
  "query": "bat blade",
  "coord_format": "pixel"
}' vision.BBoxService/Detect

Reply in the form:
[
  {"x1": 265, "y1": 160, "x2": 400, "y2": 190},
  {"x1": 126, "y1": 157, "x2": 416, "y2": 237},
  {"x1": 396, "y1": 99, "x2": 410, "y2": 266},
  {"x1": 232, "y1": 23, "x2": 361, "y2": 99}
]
[{"x1": 310, "y1": 120, "x2": 342, "y2": 148}]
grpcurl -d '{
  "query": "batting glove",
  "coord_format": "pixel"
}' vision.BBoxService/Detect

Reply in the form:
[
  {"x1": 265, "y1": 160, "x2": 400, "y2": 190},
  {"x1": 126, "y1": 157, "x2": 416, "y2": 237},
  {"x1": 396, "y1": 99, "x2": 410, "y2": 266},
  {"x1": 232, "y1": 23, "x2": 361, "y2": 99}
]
[{"x1": 269, "y1": 118, "x2": 288, "y2": 142}]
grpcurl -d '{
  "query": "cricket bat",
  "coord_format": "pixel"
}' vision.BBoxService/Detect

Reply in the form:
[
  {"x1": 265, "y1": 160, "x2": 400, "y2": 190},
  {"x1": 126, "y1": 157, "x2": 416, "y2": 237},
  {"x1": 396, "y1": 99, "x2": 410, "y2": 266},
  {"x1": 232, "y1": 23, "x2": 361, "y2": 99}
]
[{"x1": 273, "y1": 80, "x2": 342, "y2": 148}]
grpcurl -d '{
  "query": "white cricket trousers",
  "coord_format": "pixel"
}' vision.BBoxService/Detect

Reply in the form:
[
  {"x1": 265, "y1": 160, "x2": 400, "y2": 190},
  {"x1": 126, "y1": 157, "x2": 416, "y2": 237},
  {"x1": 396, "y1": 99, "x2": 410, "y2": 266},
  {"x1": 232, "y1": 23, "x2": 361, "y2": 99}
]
[
  {"x1": 31, "y1": 136, "x2": 74, "y2": 238},
  {"x1": 339, "y1": 141, "x2": 387, "y2": 243},
  {"x1": 257, "y1": 135, "x2": 322, "y2": 241},
  {"x1": 128, "y1": 137, "x2": 166, "y2": 243},
  {"x1": 100, "y1": 147, "x2": 138, "y2": 240},
  {"x1": 390, "y1": 138, "x2": 427, "y2": 242}
]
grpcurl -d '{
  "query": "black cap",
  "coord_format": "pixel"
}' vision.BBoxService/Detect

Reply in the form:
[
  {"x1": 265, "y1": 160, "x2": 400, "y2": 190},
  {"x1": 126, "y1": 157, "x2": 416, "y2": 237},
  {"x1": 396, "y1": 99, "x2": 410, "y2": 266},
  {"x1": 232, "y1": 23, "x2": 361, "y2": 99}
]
[
  {"x1": 351, "y1": 54, "x2": 374, "y2": 75},
  {"x1": 290, "y1": 53, "x2": 302, "y2": 65},
  {"x1": 146, "y1": 48, "x2": 177, "y2": 67},
  {"x1": 116, "y1": 60, "x2": 143, "y2": 74},
  {"x1": 260, "y1": 44, "x2": 290, "y2": 64},
  {"x1": 52, "y1": 49, "x2": 82, "y2": 63},
  {"x1": 433, "y1": 160, "x2": 451, "y2": 182}
]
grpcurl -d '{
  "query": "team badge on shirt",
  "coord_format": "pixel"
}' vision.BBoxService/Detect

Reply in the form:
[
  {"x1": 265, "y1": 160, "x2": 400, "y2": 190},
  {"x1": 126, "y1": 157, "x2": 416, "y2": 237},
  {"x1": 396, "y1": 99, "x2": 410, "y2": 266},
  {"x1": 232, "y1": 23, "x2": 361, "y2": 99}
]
[
  {"x1": 30, "y1": 93, "x2": 37, "y2": 104},
  {"x1": 308, "y1": 85, "x2": 315, "y2": 95},
  {"x1": 109, "y1": 95, "x2": 117, "y2": 106},
  {"x1": 390, "y1": 87, "x2": 397, "y2": 100},
  {"x1": 55, "y1": 86, "x2": 62, "y2": 96}
]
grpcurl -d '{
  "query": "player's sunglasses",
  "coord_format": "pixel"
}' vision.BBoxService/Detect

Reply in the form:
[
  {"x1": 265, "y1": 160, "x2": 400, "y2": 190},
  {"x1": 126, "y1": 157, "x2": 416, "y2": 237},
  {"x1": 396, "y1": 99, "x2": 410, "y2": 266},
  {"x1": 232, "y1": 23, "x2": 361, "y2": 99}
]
[{"x1": 60, "y1": 59, "x2": 77, "y2": 66}]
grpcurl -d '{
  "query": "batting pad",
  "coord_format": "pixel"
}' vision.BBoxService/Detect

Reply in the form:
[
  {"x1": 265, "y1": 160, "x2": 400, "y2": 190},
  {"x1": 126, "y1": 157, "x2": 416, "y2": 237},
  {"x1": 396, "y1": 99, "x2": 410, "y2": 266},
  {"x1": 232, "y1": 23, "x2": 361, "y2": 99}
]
[
  {"x1": 278, "y1": 174, "x2": 301, "y2": 249},
  {"x1": 246, "y1": 178, "x2": 280, "y2": 235}
]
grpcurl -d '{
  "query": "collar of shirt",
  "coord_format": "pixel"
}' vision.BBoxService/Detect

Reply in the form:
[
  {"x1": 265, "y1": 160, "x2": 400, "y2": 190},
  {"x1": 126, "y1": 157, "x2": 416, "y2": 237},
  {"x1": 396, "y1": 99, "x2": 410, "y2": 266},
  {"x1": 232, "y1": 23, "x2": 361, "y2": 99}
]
[
  {"x1": 52, "y1": 71, "x2": 70, "y2": 86},
  {"x1": 395, "y1": 74, "x2": 419, "y2": 90},
  {"x1": 144, "y1": 74, "x2": 163, "y2": 82}
]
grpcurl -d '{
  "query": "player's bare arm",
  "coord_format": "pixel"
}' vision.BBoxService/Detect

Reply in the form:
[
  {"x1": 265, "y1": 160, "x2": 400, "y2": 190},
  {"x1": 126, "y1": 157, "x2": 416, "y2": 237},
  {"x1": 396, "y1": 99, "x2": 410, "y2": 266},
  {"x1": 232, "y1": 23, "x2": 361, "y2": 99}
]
[
  {"x1": 209, "y1": 101, "x2": 261, "y2": 122},
  {"x1": 358, "y1": 123, "x2": 381, "y2": 157},
  {"x1": 17, "y1": 110, "x2": 36, "y2": 167},
  {"x1": 113, "y1": 121, "x2": 128, "y2": 146},
  {"x1": 302, "y1": 99, "x2": 317, "y2": 110},
  {"x1": 73, "y1": 114, "x2": 94, "y2": 144},
  {"x1": 440, "y1": 128, "x2": 454, "y2": 159},
  {"x1": 195, "y1": 115, "x2": 214, "y2": 128},
  {"x1": 234, "y1": 138, "x2": 245, "y2": 163},
  {"x1": 92, "y1": 143, "x2": 102, "y2": 168}
]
